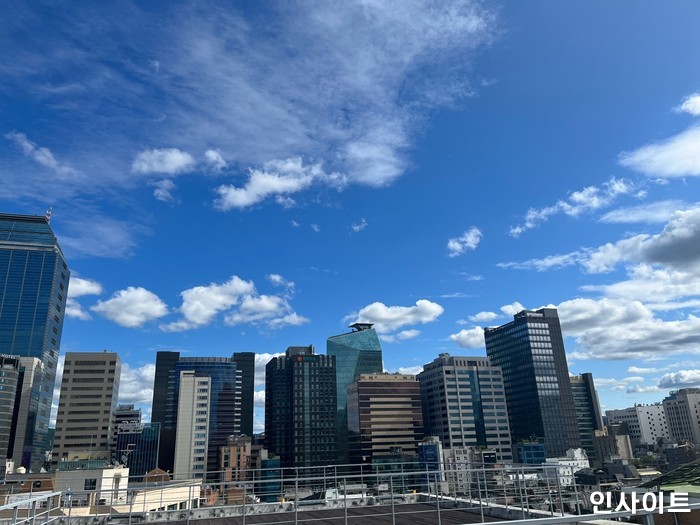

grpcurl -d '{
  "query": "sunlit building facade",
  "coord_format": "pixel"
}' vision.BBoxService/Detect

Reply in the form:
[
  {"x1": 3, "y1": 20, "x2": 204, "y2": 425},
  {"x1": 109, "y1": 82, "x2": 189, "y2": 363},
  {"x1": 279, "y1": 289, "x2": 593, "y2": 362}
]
[{"x1": 0, "y1": 212, "x2": 69, "y2": 470}]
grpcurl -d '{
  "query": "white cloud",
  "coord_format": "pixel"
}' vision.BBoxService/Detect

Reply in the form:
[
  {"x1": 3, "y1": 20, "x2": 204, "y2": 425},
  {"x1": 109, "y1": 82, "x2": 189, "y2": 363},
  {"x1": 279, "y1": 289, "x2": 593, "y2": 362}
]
[
  {"x1": 254, "y1": 352, "x2": 283, "y2": 387},
  {"x1": 66, "y1": 276, "x2": 103, "y2": 320},
  {"x1": 627, "y1": 366, "x2": 664, "y2": 375},
  {"x1": 380, "y1": 329, "x2": 421, "y2": 343},
  {"x1": 267, "y1": 273, "x2": 294, "y2": 290},
  {"x1": 447, "y1": 227, "x2": 482, "y2": 257},
  {"x1": 57, "y1": 213, "x2": 147, "y2": 259},
  {"x1": 215, "y1": 157, "x2": 345, "y2": 210},
  {"x1": 600, "y1": 200, "x2": 688, "y2": 224},
  {"x1": 254, "y1": 390, "x2": 265, "y2": 407},
  {"x1": 161, "y1": 275, "x2": 255, "y2": 332},
  {"x1": 92, "y1": 286, "x2": 169, "y2": 327},
  {"x1": 658, "y1": 370, "x2": 700, "y2": 389},
  {"x1": 352, "y1": 299, "x2": 444, "y2": 336},
  {"x1": 449, "y1": 327, "x2": 485, "y2": 348},
  {"x1": 351, "y1": 218, "x2": 368, "y2": 233},
  {"x1": 161, "y1": 274, "x2": 307, "y2": 332},
  {"x1": 131, "y1": 148, "x2": 196, "y2": 174},
  {"x1": 510, "y1": 177, "x2": 635, "y2": 237},
  {"x1": 674, "y1": 93, "x2": 700, "y2": 116},
  {"x1": 619, "y1": 126, "x2": 700, "y2": 178},
  {"x1": 225, "y1": 294, "x2": 309, "y2": 329},
  {"x1": 290, "y1": 220, "x2": 300, "y2": 227},
  {"x1": 118, "y1": 363, "x2": 156, "y2": 419},
  {"x1": 500, "y1": 301, "x2": 526, "y2": 316},
  {"x1": 311, "y1": 223, "x2": 321, "y2": 233},
  {"x1": 5, "y1": 131, "x2": 79, "y2": 179},
  {"x1": 627, "y1": 385, "x2": 662, "y2": 394},
  {"x1": 392, "y1": 365, "x2": 424, "y2": 375},
  {"x1": 468, "y1": 311, "x2": 501, "y2": 323},
  {"x1": 498, "y1": 252, "x2": 585, "y2": 272},
  {"x1": 204, "y1": 149, "x2": 227, "y2": 171},
  {"x1": 68, "y1": 276, "x2": 103, "y2": 298},
  {"x1": 152, "y1": 178, "x2": 177, "y2": 202}
]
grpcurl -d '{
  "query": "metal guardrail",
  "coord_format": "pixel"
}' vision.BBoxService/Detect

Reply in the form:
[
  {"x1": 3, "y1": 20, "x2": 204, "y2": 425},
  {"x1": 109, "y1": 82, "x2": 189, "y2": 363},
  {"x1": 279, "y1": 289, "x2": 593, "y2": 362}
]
[
  {"x1": 1, "y1": 463, "x2": 696, "y2": 524},
  {"x1": 0, "y1": 491, "x2": 62, "y2": 525}
]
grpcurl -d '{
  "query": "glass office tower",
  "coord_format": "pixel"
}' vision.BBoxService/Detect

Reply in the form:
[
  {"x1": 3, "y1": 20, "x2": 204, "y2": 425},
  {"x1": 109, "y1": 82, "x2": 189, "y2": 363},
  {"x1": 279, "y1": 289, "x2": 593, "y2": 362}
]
[
  {"x1": 327, "y1": 323, "x2": 383, "y2": 463},
  {"x1": 165, "y1": 356, "x2": 241, "y2": 479},
  {"x1": 484, "y1": 308, "x2": 580, "y2": 458},
  {"x1": 0, "y1": 212, "x2": 70, "y2": 471}
]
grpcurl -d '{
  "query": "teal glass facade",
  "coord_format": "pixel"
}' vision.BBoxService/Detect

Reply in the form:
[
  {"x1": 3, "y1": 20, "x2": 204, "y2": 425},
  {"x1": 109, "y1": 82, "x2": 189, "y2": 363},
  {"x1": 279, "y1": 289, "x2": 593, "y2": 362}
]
[
  {"x1": 0, "y1": 213, "x2": 69, "y2": 471},
  {"x1": 326, "y1": 324, "x2": 383, "y2": 462}
]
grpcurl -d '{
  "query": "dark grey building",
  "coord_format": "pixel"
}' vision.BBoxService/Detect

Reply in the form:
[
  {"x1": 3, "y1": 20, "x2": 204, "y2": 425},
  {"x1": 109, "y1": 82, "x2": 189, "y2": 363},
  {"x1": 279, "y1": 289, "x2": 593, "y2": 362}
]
[
  {"x1": 0, "y1": 355, "x2": 20, "y2": 475},
  {"x1": 265, "y1": 346, "x2": 337, "y2": 469},
  {"x1": 151, "y1": 350, "x2": 180, "y2": 473},
  {"x1": 484, "y1": 308, "x2": 580, "y2": 457},
  {"x1": 115, "y1": 422, "x2": 160, "y2": 482},
  {"x1": 0, "y1": 212, "x2": 69, "y2": 471},
  {"x1": 233, "y1": 352, "x2": 256, "y2": 437},
  {"x1": 570, "y1": 373, "x2": 604, "y2": 461}
]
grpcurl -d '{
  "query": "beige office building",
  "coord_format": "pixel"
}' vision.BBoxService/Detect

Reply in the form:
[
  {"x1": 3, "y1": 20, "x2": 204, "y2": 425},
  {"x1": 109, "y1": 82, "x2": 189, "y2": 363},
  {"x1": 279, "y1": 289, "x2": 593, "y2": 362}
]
[
  {"x1": 173, "y1": 371, "x2": 211, "y2": 479},
  {"x1": 52, "y1": 352, "x2": 121, "y2": 464}
]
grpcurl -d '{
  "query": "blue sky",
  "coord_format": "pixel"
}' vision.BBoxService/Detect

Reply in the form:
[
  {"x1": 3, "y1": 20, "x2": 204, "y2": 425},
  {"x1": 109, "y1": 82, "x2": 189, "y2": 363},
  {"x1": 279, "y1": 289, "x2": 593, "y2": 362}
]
[{"x1": 2, "y1": 1, "x2": 700, "y2": 431}]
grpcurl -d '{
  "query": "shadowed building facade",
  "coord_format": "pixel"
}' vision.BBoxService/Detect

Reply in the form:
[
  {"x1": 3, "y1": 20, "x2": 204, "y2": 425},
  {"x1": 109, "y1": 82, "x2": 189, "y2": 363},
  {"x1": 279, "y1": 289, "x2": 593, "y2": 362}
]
[
  {"x1": 265, "y1": 346, "x2": 337, "y2": 469},
  {"x1": 484, "y1": 308, "x2": 580, "y2": 458},
  {"x1": 0, "y1": 212, "x2": 70, "y2": 471}
]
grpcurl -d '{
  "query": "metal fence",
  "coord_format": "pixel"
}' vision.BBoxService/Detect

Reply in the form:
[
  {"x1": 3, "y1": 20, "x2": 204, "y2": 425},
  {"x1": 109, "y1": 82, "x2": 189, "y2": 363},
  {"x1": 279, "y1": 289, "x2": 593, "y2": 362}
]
[{"x1": 0, "y1": 463, "x2": 697, "y2": 524}]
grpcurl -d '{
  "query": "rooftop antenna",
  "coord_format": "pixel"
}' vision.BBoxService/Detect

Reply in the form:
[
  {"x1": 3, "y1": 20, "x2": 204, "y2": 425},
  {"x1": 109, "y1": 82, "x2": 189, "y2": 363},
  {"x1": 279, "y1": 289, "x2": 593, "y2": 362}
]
[{"x1": 45, "y1": 207, "x2": 52, "y2": 223}]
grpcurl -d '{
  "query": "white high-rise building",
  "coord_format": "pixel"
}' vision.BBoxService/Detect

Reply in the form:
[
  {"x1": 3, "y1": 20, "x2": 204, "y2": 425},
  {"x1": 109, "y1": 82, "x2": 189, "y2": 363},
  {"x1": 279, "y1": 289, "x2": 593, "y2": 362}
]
[
  {"x1": 605, "y1": 404, "x2": 669, "y2": 446},
  {"x1": 663, "y1": 389, "x2": 700, "y2": 445},
  {"x1": 174, "y1": 371, "x2": 211, "y2": 479}
]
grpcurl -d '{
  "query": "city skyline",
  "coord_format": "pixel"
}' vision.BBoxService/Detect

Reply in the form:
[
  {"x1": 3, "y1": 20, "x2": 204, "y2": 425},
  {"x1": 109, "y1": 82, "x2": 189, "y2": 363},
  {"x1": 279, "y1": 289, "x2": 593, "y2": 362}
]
[{"x1": 2, "y1": 2, "x2": 700, "y2": 432}]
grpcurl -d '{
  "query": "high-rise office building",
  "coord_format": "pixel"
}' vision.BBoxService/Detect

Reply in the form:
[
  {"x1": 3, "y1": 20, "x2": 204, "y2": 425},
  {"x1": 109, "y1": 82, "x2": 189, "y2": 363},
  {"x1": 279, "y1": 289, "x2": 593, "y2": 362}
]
[
  {"x1": 0, "y1": 355, "x2": 20, "y2": 475},
  {"x1": 417, "y1": 354, "x2": 513, "y2": 462},
  {"x1": 233, "y1": 352, "x2": 256, "y2": 437},
  {"x1": 173, "y1": 371, "x2": 211, "y2": 479},
  {"x1": 154, "y1": 352, "x2": 244, "y2": 478},
  {"x1": 0, "y1": 212, "x2": 70, "y2": 470},
  {"x1": 570, "y1": 373, "x2": 604, "y2": 460},
  {"x1": 605, "y1": 404, "x2": 669, "y2": 446},
  {"x1": 151, "y1": 350, "x2": 180, "y2": 473},
  {"x1": 8, "y1": 357, "x2": 41, "y2": 469},
  {"x1": 52, "y1": 352, "x2": 121, "y2": 464},
  {"x1": 265, "y1": 346, "x2": 337, "y2": 469},
  {"x1": 484, "y1": 308, "x2": 580, "y2": 457},
  {"x1": 346, "y1": 373, "x2": 424, "y2": 464},
  {"x1": 662, "y1": 389, "x2": 700, "y2": 445},
  {"x1": 112, "y1": 404, "x2": 141, "y2": 452},
  {"x1": 327, "y1": 324, "x2": 383, "y2": 461}
]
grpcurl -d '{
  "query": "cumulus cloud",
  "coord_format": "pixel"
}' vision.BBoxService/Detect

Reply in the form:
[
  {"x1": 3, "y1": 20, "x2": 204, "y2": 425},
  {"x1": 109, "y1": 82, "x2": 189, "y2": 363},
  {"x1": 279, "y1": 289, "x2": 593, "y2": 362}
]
[
  {"x1": 619, "y1": 126, "x2": 700, "y2": 178},
  {"x1": 5, "y1": 131, "x2": 79, "y2": 179},
  {"x1": 447, "y1": 227, "x2": 482, "y2": 257},
  {"x1": 500, "y1": 301, "x2": 526, "y2": 316},
  {"x1": 66, "y1": 276, "x2": 103, "y2": 320},
  {"x1": 254, "y1": 352, "x2": 284, "y2": 387},
  {"x1": 449, "y1": 326, "x2": 485, "y2": 348},
  {"x1": 350, "y1": 218, "x2": 368, "y2": 233},
  {"x1": 468, "y1": 311, "x2": 501, "y2": 323},
  {"x1": 92, "y1": 286, "x2": 169, "y2": 327},
  {"x1": 131, "y1": 148, "x2": 196, "y2": 174},
  {"x1": 392, "y1": 365, "x2": 424, "y2": 375},
  {"x1": 254, "y1": 390, "x2": 265, "y2": 407},
  {"x1": 509, "y1": 177, "x2": 635, "y2": 237},
  {"x1": 204, "y1": 149, "x2": 227, "y2": 171},
  {"x1": 658, "y1": 370, "x2": 700, "y2": 389},
  {"x1": 675, "y1": 93, "x2": 700, "y2": 116},
  {"x1": 225, "y1": 294, "x2": 309, "y2": 329},
  {"x1": 352, "y1": 299, "x2": 444, "y2": 338},
  {"x1": 118, "y1": 363, "x2": 156, "y2": 419},
  {"x1": 152, "y1": 179, "x2": 177, "y2": 202},
  {"x1": 161, "y1": 274, "x2": 307, "y2": 332},
  {"x1": 380, "y1": 329, "x2": 421, "y2": 343},
  {"x1": 215, "y1": 157, "x2": 345, "y2": 210}
]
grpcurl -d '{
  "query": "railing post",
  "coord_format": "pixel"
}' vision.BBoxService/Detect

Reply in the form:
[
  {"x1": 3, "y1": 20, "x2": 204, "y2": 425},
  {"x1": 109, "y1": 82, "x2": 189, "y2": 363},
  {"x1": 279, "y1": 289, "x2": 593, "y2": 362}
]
[
  {"x1": 390, "y1": 475, "x2": 396, "y2": 525},
  {"x1": 555, "y1": 466, "x2": 565, "y2": 516},
  {"x1": 294, "y1": 475, "x2": 299, "y2": 525},
  {"x1": 435, "y1": 473, "x2": 442, "y2": 525}
]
